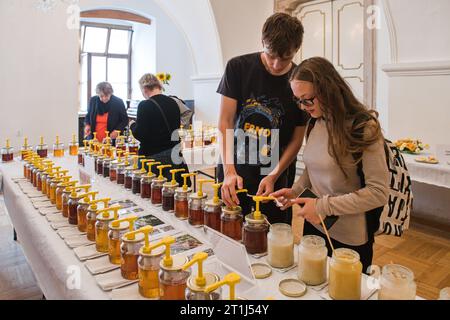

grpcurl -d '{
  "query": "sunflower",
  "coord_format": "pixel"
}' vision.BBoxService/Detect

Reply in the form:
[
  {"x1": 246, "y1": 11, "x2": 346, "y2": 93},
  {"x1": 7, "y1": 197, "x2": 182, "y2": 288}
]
[{"x1": 156, "y1": 73, "x2": 166, "y2": 82}]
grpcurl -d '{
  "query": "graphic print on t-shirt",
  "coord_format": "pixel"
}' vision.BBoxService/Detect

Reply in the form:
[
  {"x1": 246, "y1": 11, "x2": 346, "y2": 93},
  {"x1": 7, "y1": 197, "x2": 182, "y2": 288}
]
[{"x1": 234, "y1": 95, "x2": 283, "y2": 166}]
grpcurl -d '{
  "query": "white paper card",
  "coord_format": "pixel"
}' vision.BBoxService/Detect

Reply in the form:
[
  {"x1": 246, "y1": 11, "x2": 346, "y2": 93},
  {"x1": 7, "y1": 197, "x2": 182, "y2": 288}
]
[
  {"x1": 74, "y1": 244, "x2": 108, "y2": 261},
  {"x1": 85, "y1": 255, "x2": 120, "y2": 275},
  {"x1": 95, "y1": 269, "x2": 138, "y2": 291}
]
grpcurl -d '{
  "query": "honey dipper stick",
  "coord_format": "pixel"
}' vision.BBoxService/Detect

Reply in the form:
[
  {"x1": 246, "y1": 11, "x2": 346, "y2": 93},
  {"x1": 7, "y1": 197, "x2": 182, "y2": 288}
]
[{"x1": 318, "y1": 214, "x2": 335, "y2": 254}]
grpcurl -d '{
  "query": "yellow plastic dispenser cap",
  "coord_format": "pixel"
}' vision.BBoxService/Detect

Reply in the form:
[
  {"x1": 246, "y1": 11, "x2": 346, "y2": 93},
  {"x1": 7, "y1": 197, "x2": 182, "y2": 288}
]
[{"x1": 205, "y1": 273, "x2": 241, "y2": 300}]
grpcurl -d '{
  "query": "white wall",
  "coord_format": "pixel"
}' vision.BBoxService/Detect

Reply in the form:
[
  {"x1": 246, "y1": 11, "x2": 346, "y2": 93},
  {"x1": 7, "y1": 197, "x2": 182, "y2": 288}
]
[
  {"x1": 0, "y1": 0, "x2": 79, "y2": 151},
  {"x1": 210, "y1": 0, "x2": 274, "y2": 66},
  {"x1": 80, "y1": 0, "x2": 195, "y2": 100},
  {"x1": 377, "y1": 0, "x2": 450, "y2": 145}
]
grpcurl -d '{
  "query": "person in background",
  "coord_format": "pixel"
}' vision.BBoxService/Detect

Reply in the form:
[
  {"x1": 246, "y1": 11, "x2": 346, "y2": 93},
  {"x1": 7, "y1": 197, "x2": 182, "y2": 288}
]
[
  {"x1": 129, "y1": 74, "x2": 190, "y2": 185},
  {"x1": 84, "y1": 82, "x2": 128, "y2": 143},
  {"x1": 271, "y1": 57, "x2": 389, "y2": 271},
  {"x1": 217, "y1": 13, "x2": 307, "y2": 224}
]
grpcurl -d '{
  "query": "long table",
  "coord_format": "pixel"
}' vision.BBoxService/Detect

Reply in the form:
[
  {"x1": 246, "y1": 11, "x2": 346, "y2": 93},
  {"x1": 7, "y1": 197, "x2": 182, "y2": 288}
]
[{"x1": 0, "y1": 155, "x2": 419, "y2": 300}]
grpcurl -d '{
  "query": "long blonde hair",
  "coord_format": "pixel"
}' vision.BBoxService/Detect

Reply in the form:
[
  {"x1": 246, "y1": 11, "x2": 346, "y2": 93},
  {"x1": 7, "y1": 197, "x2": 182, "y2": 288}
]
[{"x1": 290, "y1": 57, "x2": 383, "y2": 175}]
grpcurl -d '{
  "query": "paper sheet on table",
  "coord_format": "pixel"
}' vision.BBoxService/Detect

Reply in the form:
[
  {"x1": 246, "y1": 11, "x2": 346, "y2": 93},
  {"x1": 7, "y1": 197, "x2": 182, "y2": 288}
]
[
  {"x1": 57, "y1": 227, "x2": 85, "y2": 239},
  {"x1": 51, "y1": 220, "x2": 72, "y2": 230},
  {"x1": 39, "y1": 207, "x2": 60, "y2": 215},
  {"x1": 32, "y1": 201, "x2": 54, "y2": 209},
  {"x1": 64, "y1": 234, "x2": 94, "y2": 249},
  {"x1": 28, "y1": 192, "x2": 48, "y2": 199},
  {"x1": 46, "y1": 213, "x2": 69, "y2": 223},
  {"x1": 30, "y1": 196, "x2": 50, "y2": 203},
  {"x1": 74, "y1": 244, "x2": 108, "y2": 261},
  {"x1": 95, "y1": 268, "x2": 138, "y2": 291},
  {"x1": 85, "y1": 255, "x2": 120, "y2": 275}
]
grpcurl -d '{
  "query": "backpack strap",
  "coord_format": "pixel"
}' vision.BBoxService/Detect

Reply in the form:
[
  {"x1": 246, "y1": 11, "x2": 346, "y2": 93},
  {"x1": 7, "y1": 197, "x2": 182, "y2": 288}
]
[{"x1": 305, "y1": 117, "x2": 316, "y2": 141}]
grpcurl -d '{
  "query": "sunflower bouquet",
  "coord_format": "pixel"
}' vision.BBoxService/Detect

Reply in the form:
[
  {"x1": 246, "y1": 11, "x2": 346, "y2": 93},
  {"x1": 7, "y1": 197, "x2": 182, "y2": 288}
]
[
  {"x1": 156, "y1": 72, "x2": 171, "y2": 85},
  {"x1": 394, "y1": 138, "x2": 429, "y2": 154}
]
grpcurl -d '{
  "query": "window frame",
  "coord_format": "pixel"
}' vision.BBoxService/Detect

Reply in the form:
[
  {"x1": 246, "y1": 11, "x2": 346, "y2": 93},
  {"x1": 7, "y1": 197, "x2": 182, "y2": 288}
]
[{"x1": 80, "y1": 22, "x2": 133, "y2": 110}]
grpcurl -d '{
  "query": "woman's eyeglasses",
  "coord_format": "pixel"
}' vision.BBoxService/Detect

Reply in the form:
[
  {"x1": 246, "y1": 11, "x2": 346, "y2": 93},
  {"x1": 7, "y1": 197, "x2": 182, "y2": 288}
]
[{"x1": 293, "y1": 96, "x2": 316, "y2": 107}]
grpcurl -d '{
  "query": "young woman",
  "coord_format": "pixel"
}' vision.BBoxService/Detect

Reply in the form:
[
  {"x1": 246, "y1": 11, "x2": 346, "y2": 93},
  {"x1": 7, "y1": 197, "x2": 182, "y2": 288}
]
[{"x1": 271, "y1": 57, "x2": 389, "y2": 271}]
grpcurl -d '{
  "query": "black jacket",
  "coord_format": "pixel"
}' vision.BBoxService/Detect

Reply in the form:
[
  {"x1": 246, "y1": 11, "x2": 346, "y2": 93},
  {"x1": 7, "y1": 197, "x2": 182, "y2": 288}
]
[
  {"x1": 130, "y1": 94, "x2": 180, "y2": 156},
  {"x1": 85, "y1": 95, "x2": 128, "y2": 137}
]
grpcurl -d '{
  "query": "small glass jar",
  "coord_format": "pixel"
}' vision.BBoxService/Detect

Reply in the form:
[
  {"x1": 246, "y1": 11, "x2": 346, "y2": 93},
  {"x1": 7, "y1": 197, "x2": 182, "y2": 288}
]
[
  {"x1": 151, "y1": 178, "x2": 166, "y2": 206},
  {"x1": 32, "y1": 165, "x2": 40, "y2": 188},
  {"x1": 61, "y1": 189, "x2": 72, "y2": 218},
  {"x1": 55, "y1": 182, "x2": 67, "y2": 210},
  {"x1": 109, "y1": 161, "x2": 118, "y2": 182},
  {"x1": 69, "y1": 141, "x2": 79, "y2": 156},
  {"x1": 96, "y1": 155, "x2": 105, "y2": 176},
  {"x1": 36, "y1": 144, "x2": 48, "y2": 158},
  {"x1": 297, "y1": 235, "x2": 328, "y2": 285},
  {"x1": 183, "y1": 132, "x2": 193, "y2": 149},
  {"x1": 86, "y1": 207, "x2": 98, "y2": 241},
  {"x1": 120, "y1": 233, "x2": 145, "y2": 280},
  {"x1": 221, "y1": 206, "x2": 243, "y2": 241},
  {"x1": 159, "y1": 256, "x2": 190, "y2": 300},
  {"x1": 194, "y1": 130, "x2": 203, "y2": 148},
  {"x1": 124, "y1": 167, "x2": 134, "y2": 190},
  {"x1": 138, "y1": 246, "x2": 165, "y2": 299},
  {"x1": 132, "y1": 171, "x2": 143, "y2": 195},
  {"x1": 188, "y1": 194, "x2": 207, "y2": 227},
  {"x1": 243, "y1": 213, "x2": 269, "y2": 255},
  {"x1": 203, "y1": 200, "x2": 222, "y2": 232},
  {"x1": 44, "y1": 174, "x2": 53, "y2": 198},
  {"x1": 102, "y1": 158, "x2": 111, "y2": 178},
  {"x1": 40, "y1": 171, "x2": 49, "y2": 194},
  {"x1": 185, "y1": 273, "x2": 221, "y2": 300},
  {"x1": 267, "y1": 223, "x2": 294, "y2": 269},
  {"x1": 162, "y1": 183, "x2": 177, "y2": 212},
  {"x1": 379, "y1": 264, "x2": 416, "y2": 300},
  {"x1": 95, "y1": 214, "x2": 115, "y2": 253},
  {"x1": 49, "y1": 178, "x2": 62, "y2": 205},
  {"x1": 117, "y1": 164, "x2": 126, "y2": 185},
  {"x1": 68, "y1": 194, "x2": 82, "y2": 225},
  {"x1": 76, "y1": 200, "x2": 90, "y2": 232},
  {"x1": 329, "y1": 248, "x2": 362, "y2": 300},
  {"x1": 108, "y1": 221, "x2": 131, "y2": 265},
  {"x1": 174, "y1": 188, "x2": 191, "y2": 220},
  {"x1": 35, "y1": 167, "x2": 44, "y2": 191},
  {"x1": 53, "y1": 142, "x2": 65, "y2": 157},
  {"x1": 140, "y1": 175, "x2": 153, "y2": 199}
]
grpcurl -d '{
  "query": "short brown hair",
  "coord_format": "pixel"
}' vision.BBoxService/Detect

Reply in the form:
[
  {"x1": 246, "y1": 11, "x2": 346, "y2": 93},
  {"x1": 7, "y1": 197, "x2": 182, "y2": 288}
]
[
  {"x1": 262, "y1": 13, "x2": 304, "y2": 57},
  {"x1": 96, "y1": 82, "x2": 113, "y2": 95},
  {"x1": 139, "y1": 73, "x2": 163, "y2": 91}
]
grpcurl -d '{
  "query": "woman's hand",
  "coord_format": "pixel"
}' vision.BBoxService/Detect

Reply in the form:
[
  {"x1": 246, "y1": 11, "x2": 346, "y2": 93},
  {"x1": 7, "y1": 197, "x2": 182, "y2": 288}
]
[
  {"x1": 270, "y1": 188, "x2": 296, "y2": 210},
  {"x1": 84, "y1": 125, "x2": 91, "y2": 138},
  {"x1": 257, "y1": 175, "x2": 276, "y2": 197},
  {"x1": 221, "y1": 171, "x2": 244, "y2": 208},
  {"x1": 291, "y1": 198, "x2": 321, "y2": 225}
]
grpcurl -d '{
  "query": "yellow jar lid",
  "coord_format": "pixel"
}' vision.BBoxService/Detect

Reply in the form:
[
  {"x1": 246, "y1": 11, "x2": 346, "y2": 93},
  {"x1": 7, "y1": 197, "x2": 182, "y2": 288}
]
[
  {"x1": 139, "y1": 245, "x2": 165, "y2": 257},
  {"x1": 108, "y1": 220, "x2": 130, "y2": 231},
  {"x1": 187, "y1": 272, "x2": 220, "y2": 292},
  {"x1": 222, "y1": 206, "x2": 242, "y2": 215},
  {"x1": 251, "y1": 263, "x2": 272, "y2": 279},
  {"x1": 278, "y1": 279, "x2": 307, "y2": 298},
  {"x1": 245, "y1": 213, "x2": 268, "y2": 224},
  {"x1": 121, "y1": 232, "x2": 145, "y2": 243}
]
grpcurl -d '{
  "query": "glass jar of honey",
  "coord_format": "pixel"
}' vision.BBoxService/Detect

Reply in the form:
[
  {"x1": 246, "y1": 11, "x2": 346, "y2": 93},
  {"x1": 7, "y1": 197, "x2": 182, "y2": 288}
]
[
  {"x1": 36, "y1": 143, "x2": 48, "y2": 158},
  {"x1": 140, "y1": 175, "x2": 153, "y2": 199},
  {"x1": 132, "y1": 170, "x2": 143, "y2": 195},
  {"x1": 53, "y1": 136, "x2": 65, "y2": 157},
  {"x1": 108, "y1": 217, "x2": 137, "y2": 265},
  {"x1": 124, "y1": 166, "x2": 134, "y2": 190},
  {"x1": 69, "y1": 141, "x2": 79, "y2": 156},
  {"x1": 267, "y1": 223, "x2": 294, "y2": 269},
  {"x1": 221, "y1": 206, "x2": 243, "y2": 241},
  {"x1": 188, "y1": 193, "x2": 207, "y2": 227},
  {"x1": 159, "y1": 255, "x2": 190, "y2": 300},
  {"x1": 68, "y1": 192, "x2": 83, "y2": 225},
  {"x1": 95, "y1": 211, "x2": 117, "y2": 253},
  {"x1": 329, "y1": 248, "x2": 362, "y2": 300},
  {"x1": 243, "y1": 213, "x2": 269, "y2": 255},
  {"x1": 109, "y1": 160, "x2": 118, "y2": 182},
  {"x1": 183, "y1": 252, "x2": 221, "y2": 300},
  {"x1": 138, "y1": 246, "x2": 165, "y2": 299},
  {"x1": 379, "y1": 264, "x2": 416, "y2": 300},
  {"x1": 96, "y1": 154, "x2": 105, "y2": 176},
  {"x1": 203, "y1": 200, "x2": 222, "y2": 232},
  {"x1": 121, "y1": 233, "x2": 145, "y2": 280},
  {"x1": 151, "y1": 178, "x2": 166, "y2": 206},
  {"x1": 116, "y1": 163, "x2": 126, "y2": 185},
  {"x1": 297, "y1": 235, "x2": 328, "y2": 286},
  {"x1": 61, "y1": 187, "x2": 72, "y2": 218},
  {"x1": 174, "y1": 188, "x2": 190, "y2": 220},
  {"x1": 21, "y1": 144, "x2": 33, "y2": 161},
  {"x1": 162, "y1": 182, "x2": 177, "y2": 212},
  {"x1": 102, "y1": 157, "x2": 111, "y2": 178}
]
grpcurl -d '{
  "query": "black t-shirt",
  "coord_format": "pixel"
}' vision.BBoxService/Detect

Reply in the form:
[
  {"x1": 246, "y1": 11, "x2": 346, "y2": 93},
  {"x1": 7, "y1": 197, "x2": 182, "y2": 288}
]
[{"x1": 217, "y1": 52, "x2": 308, "y2": 167}]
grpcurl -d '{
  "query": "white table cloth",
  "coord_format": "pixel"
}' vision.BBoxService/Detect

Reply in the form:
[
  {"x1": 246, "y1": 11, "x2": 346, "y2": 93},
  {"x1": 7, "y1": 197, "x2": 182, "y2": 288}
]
[{"x1": 0, "y1": 155, "x2": 422, "y2": 300}]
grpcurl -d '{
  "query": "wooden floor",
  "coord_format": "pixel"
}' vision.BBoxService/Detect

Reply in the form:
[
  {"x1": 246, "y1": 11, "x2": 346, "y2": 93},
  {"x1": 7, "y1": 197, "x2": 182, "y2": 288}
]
[{"x1": 0, "y1": 192, "x2": 448, "y2": 300}]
